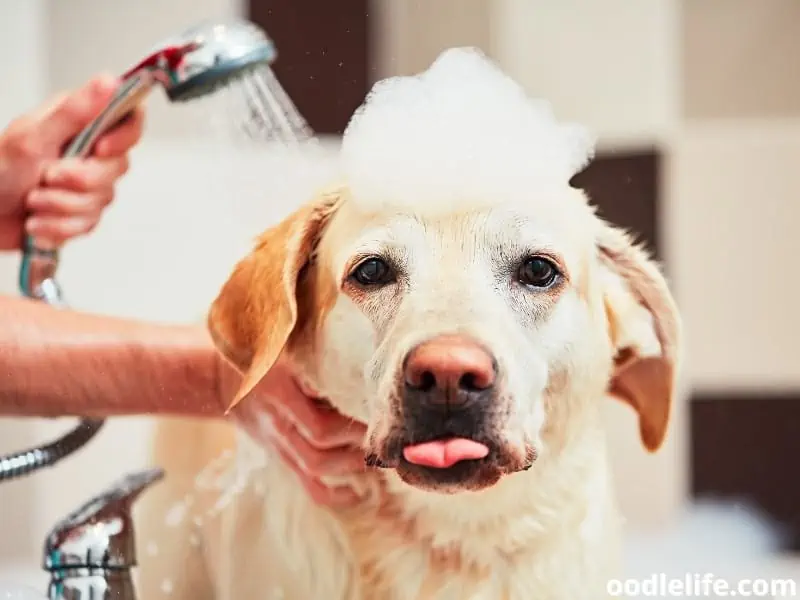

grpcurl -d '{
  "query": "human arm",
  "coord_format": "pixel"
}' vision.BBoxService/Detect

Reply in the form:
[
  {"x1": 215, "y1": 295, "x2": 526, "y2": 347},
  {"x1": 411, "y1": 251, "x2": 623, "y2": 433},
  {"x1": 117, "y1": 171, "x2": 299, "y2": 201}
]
[
  {"x1": 0, "y1": 294, "x2": 224, "y2": 418},
  {"x1": 0, "y1": 295, "x2": 367, "y2": 506}
]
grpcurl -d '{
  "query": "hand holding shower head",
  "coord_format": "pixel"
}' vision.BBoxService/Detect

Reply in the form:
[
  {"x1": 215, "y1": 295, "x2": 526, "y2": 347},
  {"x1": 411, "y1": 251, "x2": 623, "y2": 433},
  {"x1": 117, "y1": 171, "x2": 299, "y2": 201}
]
[
  {"x1": 59, "y1": 19, "x2": 279, "y2": 187},
  {"x1": 3, "y1": 18, "x2": 283, "y2": 484},
  {"x1": 21, "y1": 19, "x2": 278, "y2": 304}
]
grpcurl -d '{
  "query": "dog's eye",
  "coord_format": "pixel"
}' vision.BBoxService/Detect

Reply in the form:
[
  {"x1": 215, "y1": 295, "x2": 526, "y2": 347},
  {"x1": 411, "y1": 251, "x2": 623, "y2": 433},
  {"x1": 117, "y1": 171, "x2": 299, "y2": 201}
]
[
  {"x1": 517, "y1": 256, "x2": 559, "y2": 288},
  {"x1": 350, "y1": 257, "x2": 395, "y2": 287}
]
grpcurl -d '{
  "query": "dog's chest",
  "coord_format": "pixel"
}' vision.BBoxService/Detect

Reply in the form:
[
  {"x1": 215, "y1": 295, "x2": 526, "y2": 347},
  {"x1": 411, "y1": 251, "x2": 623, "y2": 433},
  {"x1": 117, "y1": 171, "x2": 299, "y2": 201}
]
[
  {"x1": 348, "y1": 540, "x2": 605, "y2": 600},
  {"x1": 341, "y1": 516, "x2": 544, "y2": 600},
  {"x1": 210, "y1": 454, "x2": 619, "y2": 600},
  {"x1": 339, "y1": 501, "x2": 618, "y2": 600}
]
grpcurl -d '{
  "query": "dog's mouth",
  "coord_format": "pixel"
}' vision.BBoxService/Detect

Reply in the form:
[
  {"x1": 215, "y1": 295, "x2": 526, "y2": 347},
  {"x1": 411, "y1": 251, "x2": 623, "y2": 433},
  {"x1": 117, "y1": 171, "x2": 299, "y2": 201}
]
[
  {"x1": 366, "y1": 429, "x2": 534, "y2": 493},
  {"x1": 402, "y1": 437, "x2": 489, "y2": 469},
  {"x1": 397, "y1": 436, "x2": 498, "y2": 492}
]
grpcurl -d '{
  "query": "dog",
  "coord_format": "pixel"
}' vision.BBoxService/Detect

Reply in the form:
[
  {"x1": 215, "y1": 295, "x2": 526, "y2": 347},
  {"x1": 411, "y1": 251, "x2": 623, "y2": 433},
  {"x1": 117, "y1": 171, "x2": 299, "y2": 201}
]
[{"x1": 137, "y1": 48, "x2": 681, "y2": 600}]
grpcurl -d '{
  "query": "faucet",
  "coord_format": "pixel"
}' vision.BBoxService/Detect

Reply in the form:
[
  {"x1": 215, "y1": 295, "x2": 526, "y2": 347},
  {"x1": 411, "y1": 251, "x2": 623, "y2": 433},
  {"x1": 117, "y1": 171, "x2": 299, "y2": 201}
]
[{"x1": 42, "y1": 468, "x2": 164, "y2": 600}]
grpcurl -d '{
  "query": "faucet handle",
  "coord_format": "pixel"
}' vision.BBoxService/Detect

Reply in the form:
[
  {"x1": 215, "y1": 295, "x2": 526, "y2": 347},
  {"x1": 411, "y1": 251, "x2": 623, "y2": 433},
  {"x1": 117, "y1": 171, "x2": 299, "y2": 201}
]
[{"x1": 43, "y1": 468, "x2": 164, "y2": 572}]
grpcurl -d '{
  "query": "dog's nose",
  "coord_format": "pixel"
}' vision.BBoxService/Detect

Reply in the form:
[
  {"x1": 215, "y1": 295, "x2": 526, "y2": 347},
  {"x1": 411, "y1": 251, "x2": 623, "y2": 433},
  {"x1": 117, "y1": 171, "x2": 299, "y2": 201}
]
[{"x1": 404, "y1": 335, "x2": 496, "y2": 403}]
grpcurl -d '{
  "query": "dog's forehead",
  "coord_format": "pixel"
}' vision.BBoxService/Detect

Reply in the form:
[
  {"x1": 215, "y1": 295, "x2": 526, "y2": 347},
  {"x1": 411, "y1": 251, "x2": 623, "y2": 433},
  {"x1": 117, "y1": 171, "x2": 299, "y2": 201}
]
[{"x1": 318, "y1": 187, "x2": 597, "y2": 274}]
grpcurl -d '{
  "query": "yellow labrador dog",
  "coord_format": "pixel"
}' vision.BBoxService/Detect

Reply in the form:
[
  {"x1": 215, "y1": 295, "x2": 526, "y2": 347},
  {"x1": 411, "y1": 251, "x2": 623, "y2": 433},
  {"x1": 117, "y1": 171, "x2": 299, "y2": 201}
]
[{"x1": 139, "y1": 48, "x2": 680, "y2": 600}]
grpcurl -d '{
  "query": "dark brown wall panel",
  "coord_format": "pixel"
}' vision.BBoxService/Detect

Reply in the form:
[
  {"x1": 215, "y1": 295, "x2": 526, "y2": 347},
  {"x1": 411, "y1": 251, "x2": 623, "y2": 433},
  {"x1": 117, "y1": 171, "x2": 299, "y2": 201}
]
[
  {"x1": 248, "y1": 0, "x2": 371, "y2": 135},
  {"x1": 691, "y1": 393, "x2": 800, "y2": 551},
  {"x1": 571, "y1": 149, "x2": 661, "y2": 262}
]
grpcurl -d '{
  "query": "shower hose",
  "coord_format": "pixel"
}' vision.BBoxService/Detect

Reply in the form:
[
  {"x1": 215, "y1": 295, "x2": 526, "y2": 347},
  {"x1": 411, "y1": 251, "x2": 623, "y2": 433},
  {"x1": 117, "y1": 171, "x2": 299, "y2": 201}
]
[{"x1": 0, "y1": 419, "x2": 104, "y2": 482}]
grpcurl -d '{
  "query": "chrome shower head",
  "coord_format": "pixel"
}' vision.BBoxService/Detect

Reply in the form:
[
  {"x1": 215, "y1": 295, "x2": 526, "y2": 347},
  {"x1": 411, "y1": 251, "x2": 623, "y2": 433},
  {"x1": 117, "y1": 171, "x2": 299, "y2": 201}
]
[{"x1": 132, "y1": 19, "x2": 278, "y2": 103}]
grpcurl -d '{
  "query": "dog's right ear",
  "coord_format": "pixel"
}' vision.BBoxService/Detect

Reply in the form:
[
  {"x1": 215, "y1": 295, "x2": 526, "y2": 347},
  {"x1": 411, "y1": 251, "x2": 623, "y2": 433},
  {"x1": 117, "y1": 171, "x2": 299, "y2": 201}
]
[{"x1": 208, "y1": 190, "x2": 343, "y2": 412}]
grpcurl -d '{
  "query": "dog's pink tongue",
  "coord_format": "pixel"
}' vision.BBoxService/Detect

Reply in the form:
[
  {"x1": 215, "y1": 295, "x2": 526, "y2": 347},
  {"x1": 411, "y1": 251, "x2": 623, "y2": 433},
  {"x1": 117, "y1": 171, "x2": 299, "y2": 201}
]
[{"x1": 403, "y1": 438, "x2": 489, "y2": 469}]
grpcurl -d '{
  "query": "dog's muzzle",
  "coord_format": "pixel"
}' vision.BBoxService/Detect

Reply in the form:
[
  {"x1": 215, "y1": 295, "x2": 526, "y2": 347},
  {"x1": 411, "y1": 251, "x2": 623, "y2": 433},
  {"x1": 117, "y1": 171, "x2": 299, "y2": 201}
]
[{"x1": 366, "y1": 334, "x2": 535, "y2": 492}]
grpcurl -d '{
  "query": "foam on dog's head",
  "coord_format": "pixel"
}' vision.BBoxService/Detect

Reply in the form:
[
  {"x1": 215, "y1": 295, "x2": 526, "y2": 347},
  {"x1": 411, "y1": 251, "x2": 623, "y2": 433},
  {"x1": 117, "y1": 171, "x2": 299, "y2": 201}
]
[{"x1": 340, "y1": 47, "x2": 596, "y2": 214}]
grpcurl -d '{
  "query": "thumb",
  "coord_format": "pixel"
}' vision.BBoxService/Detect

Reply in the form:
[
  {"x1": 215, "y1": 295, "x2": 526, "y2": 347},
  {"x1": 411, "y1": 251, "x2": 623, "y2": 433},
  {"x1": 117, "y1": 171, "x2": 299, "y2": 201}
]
[{"x1": 35, "y1": 74, "x2": 120, "y2": 148}]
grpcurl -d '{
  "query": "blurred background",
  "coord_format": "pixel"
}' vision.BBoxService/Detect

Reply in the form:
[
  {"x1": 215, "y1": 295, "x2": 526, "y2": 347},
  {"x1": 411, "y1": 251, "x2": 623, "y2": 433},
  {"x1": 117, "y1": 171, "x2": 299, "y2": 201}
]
[{"x1": 0, "y1": 0, "x2": 798, "y2": 591}]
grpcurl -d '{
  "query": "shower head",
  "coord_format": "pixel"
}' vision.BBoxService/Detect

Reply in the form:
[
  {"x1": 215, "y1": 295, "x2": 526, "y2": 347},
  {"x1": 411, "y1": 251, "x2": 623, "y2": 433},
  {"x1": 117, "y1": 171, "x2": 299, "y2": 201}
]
[
  {"x1": 130, "y1": 19, "x2": 278, "y2": 103},
  {"x1": 59, "y1": 19, "x2": 277, "y2": 161}
]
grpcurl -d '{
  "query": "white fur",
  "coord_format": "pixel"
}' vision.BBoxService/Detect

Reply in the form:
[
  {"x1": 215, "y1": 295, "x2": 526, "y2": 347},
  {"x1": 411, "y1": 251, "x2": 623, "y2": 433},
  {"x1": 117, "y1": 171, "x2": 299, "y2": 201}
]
[{"x1": 340, "y1": 47, "x2": 596, "y2": 214}]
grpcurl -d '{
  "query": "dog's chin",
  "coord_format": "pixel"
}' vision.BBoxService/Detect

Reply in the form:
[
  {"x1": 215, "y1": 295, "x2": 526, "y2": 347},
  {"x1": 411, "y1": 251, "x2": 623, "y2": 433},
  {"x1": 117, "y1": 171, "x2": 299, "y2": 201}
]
[
  {"x1": 396, "y1": 454, "x2": 505, "y2": 493},
  {"x1": 367, "y1": 436, "x2": 536, "y2": 494}
]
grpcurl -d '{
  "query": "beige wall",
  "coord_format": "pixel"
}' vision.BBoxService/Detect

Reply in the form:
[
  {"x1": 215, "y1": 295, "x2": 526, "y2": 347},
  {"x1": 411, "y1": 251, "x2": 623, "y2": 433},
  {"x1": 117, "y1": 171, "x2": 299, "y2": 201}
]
[
  {"x1": 671, "y1": 120, "x2": 800, "y2": 388},
  {"x1": 1, "y1": 0, "x2": 798, "y2": 577},
  {"x1": 372, "y1": 0, "x2": 493, "y2": 78},
  {"x1": 492, "y1": 0, "x2": 679, "y2": 147},
  {"x1": 682, "y1": 0, "x2": 800, "y2": 119},
  {"x1": 47, "y1": 0, "x2": 246, "y2": 138}
]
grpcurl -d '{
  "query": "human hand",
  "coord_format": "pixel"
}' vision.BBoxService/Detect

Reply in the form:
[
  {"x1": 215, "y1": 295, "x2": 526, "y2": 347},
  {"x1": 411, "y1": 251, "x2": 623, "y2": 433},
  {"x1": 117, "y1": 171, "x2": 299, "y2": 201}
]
[
  {"x1": 0, "y1": 75, "x2": 145, "y2": 250},
  {"x1": 230, "y1": 357, "x2": 369, "y2": 508}
]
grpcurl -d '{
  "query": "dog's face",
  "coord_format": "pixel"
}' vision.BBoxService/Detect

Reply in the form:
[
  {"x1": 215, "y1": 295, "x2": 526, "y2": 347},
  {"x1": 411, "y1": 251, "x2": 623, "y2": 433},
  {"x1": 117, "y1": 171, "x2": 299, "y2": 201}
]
[{"x1": 208, "y1": 186, "x2": 680, "y2": 495}]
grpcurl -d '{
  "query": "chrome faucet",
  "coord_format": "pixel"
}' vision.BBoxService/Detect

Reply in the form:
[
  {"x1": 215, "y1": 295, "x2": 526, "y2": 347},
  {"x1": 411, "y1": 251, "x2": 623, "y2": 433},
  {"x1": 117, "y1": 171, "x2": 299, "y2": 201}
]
[{"x1": 42, "y1": 468, "x2": 164, "y2": 600}]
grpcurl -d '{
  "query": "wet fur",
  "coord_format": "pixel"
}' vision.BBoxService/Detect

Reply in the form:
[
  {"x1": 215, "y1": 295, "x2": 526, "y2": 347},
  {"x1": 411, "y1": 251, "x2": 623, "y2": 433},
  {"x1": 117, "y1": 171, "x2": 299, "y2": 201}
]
[{"x1": 138, "y1": 181, "x2": 680, "y2": 599}]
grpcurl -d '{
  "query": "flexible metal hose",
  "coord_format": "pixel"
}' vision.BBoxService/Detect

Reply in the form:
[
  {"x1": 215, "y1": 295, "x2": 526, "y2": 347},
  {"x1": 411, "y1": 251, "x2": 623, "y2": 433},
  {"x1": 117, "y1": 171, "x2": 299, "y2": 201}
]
[{"x1": 0, "y1": 419, "x2": 104, "y2": 482}]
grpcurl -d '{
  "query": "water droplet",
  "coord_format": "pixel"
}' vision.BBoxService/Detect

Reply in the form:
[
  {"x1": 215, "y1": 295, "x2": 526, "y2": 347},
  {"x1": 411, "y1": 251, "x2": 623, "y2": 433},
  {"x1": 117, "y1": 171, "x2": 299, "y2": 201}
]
[
  {"x1": 160, "y1": 579, "x2": 174, "y2": 595},
  {"x1": 146, "y1": 541, "x2": 159, "y2": 557},
  {"x1": 164, "y1": 502, "x2": 187, "y2": 527}
]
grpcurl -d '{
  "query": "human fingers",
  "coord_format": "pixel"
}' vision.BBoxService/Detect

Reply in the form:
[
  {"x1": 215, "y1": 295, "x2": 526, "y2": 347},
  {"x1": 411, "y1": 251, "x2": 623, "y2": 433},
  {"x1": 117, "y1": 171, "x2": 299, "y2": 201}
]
[
  {"x1": 270, "y1": 380, "x2": 367, "y2": 450},
  {"x1": 24, "y1": 212, "x2": 102, "y2": 247},
  {"x1": 271, "y1": 443, "x2": 362, "y2": 508},
  {"x1": 27, "y1": 186, "x2": 113, "y2": 215},
  {"x1": 233, "y1": 396, "x2": 366, "y2": 477},
  {"x1": 94, "y1": 108, "x2": 146, "y2": 158},
  {"x1": 36, "y1": 75, "x2": 119, "y2": 148},
  {"x1": 42, "y1": 156, "x2": 129, "y2": 193},
  {"x1": 261, "y1": 403, "x2": 366, "y2": 477}
]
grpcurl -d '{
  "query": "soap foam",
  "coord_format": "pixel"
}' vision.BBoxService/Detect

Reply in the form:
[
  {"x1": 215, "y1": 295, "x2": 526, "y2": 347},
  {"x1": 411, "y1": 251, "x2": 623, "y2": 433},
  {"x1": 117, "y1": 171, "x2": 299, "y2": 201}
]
[{"x1": 340, "y1": 47, "x2": 595, "y2": 214}]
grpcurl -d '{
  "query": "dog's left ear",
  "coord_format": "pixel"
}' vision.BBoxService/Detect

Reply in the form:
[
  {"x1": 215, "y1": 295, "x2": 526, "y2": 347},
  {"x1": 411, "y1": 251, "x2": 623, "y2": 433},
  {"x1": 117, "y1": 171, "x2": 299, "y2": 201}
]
[
  {"x1": 598, "y1": 224, "x2": 681, "y2": 452},
  {"x1": 207, "y1": 189, "x2": 343, "y2": 412}
]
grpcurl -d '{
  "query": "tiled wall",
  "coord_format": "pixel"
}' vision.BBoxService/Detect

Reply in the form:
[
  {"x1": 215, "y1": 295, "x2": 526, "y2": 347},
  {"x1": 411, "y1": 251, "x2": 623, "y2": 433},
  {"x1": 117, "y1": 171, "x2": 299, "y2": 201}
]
[
  {"x1": 675, "y1": 0, "x2": 800, "y2": 542},
  {"x1": 1, "y1": 0, "x2": 798, "y2": 574}
]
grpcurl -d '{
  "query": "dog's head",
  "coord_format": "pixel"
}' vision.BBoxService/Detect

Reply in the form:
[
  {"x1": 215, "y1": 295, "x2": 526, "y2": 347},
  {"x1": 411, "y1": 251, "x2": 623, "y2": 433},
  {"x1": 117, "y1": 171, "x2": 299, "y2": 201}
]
[{"x1": 208, "y1": 49, "x2": 681, "y2": 495}]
